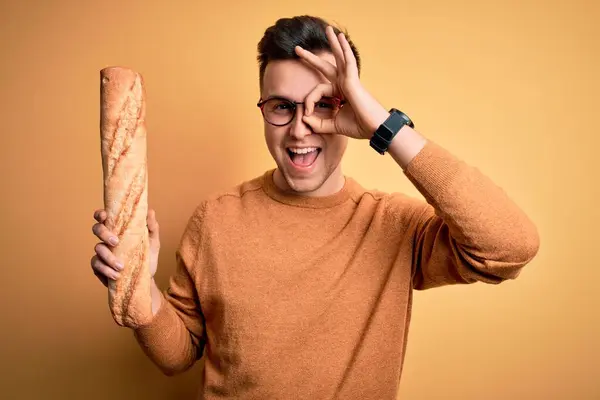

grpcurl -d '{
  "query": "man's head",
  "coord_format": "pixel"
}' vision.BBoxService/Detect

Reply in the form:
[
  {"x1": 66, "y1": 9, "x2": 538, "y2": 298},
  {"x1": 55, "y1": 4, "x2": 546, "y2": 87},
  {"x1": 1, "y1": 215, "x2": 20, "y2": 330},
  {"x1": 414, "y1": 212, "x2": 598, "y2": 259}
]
[{"x1": 257, "y1": 16, "x2": 361, "y2": 196}]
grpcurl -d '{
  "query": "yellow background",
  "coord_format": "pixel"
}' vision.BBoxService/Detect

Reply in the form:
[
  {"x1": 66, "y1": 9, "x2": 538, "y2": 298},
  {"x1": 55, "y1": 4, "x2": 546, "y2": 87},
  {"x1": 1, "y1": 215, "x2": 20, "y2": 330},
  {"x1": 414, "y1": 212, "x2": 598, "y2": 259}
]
[{"x1": 1, "y1": 0, "x2": 598, "y2": 399}]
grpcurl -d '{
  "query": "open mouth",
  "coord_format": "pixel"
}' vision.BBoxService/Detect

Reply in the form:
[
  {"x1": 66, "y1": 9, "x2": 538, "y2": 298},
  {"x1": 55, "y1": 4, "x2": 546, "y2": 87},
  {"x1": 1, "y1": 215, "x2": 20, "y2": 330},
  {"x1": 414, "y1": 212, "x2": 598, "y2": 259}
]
[{"x1": 286, "y1": 146, "x2": 322, "y2": 168}]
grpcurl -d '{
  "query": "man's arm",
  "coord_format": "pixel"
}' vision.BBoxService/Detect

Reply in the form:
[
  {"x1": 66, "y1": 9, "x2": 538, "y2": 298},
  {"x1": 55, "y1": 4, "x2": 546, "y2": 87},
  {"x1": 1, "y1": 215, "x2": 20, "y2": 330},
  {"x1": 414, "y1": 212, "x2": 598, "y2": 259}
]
[
  {"x1": 388, "y1": 126, "x2": 540, "y2": 289},
  {"x1": 133, "y1": 206, "x2": 207, "y2": 375},
  {"x1": 291, "y1": 27, "x2": 539, "y2": 288}
]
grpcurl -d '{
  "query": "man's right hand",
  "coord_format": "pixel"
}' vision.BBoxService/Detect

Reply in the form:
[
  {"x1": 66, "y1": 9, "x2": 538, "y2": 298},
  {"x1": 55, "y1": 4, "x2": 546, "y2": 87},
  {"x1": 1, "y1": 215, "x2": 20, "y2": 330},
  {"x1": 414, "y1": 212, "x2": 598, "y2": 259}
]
[{"x1": 90, "y1": 208, "x2": 161, "y2": 287}]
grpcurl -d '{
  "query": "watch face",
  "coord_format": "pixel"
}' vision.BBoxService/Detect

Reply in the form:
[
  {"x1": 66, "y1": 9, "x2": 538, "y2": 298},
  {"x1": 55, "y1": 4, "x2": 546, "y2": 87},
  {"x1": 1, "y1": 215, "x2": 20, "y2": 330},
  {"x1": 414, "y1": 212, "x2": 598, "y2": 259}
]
[
  {"x1": 400, "y1": 114, "x2": 414, "y2": 128},
  {"x1": 391, "y1": 109, "x2": 414, "y2": 129}
]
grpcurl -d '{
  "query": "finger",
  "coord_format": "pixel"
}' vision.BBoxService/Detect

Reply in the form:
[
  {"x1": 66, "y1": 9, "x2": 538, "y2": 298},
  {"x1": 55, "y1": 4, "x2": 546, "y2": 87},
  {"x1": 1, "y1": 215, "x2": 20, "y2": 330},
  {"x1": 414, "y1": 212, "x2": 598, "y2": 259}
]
[
  {"x1": 92, "y1": 221, "x2": 119, "y2": 246},
  {"x1": 294, "y1": 46, "x2": 337, "y2": 82},
  {"x1": 93, "y1": 209, "x2": 107, "y2": 223},
  {"x1": 91, "y1": 254, "x2": 121, "y2": 282},
  {"x1": 304, "y1": 83, "x2": 335, "y2": 116},
  {"x1": 302, "y1": 114, "x2": 337, "y2": 135},
  {"x1": 94, "y1": 270, "x2": 109, "y2": 287},
  {"x1": 326, "y1": 26, "x2": 346, "y2": 70},
  {"x1": 95, "y1": 242, "x2": 124, "y2": 272},
  {"x1": 338, "y1": 32, "x2": 358, "y2": 77},
  {"x1": 147, "y1": 209, "x2": 160, "y2": 239}
]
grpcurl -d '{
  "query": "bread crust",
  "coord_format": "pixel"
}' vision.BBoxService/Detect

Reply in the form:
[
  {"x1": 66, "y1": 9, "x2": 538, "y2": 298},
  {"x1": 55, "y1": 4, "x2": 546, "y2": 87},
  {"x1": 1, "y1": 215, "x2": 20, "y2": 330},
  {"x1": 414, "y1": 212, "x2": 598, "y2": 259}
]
[{"x1": 100, "y1": 66, "x2": 152, "y2": 328}]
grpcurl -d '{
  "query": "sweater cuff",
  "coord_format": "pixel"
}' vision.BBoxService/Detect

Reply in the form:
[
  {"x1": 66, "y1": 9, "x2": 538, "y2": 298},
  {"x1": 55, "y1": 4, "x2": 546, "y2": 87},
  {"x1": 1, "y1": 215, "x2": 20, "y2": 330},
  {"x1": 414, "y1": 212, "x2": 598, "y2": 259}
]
[
  {"x1": 133, "y1": 291, "x2": 177, "y2": 342},
  {"x1": 402, "y1": 141, "x2": 463, "y2": 203}
]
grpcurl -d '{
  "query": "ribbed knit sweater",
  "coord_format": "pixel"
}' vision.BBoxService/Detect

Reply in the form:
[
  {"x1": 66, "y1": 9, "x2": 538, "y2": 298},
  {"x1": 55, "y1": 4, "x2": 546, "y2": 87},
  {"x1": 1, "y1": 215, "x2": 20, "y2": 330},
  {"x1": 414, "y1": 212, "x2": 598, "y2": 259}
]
[{"x1": 133, "y1": 141, "x2": 540, "y2": 399}]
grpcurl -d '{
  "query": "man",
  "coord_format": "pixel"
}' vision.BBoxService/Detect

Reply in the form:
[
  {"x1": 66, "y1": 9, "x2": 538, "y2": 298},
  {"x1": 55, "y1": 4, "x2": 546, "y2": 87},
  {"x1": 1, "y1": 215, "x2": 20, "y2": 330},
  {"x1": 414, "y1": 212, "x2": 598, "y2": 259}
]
[{"x1": 91, "y1": 15, "x2": 539, "y2": 399}]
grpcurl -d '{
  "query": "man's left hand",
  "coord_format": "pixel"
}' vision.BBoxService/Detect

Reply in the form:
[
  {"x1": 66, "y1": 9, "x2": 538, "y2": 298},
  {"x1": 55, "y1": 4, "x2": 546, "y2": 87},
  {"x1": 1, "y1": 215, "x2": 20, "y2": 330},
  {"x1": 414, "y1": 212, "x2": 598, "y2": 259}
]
[{"x1": 295, "y1": 25, "x2": 390, "y2": 140}]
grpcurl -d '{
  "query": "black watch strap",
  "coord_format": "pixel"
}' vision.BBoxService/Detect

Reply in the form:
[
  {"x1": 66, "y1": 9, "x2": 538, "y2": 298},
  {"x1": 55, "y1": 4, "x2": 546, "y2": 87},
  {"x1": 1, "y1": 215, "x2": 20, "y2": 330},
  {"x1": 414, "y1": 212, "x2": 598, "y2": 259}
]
[{"x1": 369, "y1": 108, "x2": 414, "y2": 155}]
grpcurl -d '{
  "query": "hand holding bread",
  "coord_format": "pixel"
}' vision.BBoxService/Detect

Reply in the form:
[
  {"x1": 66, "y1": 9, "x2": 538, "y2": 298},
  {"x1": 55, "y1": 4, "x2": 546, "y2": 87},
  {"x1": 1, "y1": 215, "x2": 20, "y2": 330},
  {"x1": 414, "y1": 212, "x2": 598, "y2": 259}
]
[{"x1": 91, "y1": 208, "x2": 160, "y2": 286}]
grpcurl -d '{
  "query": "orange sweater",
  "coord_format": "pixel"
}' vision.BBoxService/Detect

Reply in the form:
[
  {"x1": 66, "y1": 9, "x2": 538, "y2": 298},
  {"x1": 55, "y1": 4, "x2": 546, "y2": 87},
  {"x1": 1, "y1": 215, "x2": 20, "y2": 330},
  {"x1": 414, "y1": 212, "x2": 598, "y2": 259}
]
[{"x1": 133, "y1": 141, "x2": 539, "y2": 399}]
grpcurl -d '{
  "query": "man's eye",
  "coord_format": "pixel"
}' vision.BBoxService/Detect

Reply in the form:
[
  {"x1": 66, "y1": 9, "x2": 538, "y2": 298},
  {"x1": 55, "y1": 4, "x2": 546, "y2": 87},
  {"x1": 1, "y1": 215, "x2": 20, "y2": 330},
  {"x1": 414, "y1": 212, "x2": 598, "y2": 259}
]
[
  {"x1": 273, "y1": 102, "x2": 292, "y2": 110},
  {"x1": 316, "y1": 101, "x2": 334, "y2": 109}
]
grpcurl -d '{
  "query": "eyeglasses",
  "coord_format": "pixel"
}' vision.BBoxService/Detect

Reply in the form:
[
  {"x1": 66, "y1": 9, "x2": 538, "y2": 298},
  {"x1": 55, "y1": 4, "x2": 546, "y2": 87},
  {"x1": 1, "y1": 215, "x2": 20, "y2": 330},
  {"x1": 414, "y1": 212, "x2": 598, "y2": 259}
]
[{"x1": 257, "y1": 96, "x2": 345, "y2": 127}]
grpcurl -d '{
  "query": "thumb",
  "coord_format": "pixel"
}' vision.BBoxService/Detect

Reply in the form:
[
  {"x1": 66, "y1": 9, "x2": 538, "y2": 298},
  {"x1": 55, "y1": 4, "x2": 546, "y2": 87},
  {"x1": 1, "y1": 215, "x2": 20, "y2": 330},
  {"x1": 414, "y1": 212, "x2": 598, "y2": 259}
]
[
  {"x1": 302, "y1": 114, "x2": 337, "y2": 134},
  {"x1": 147, "y1": 209, "x2": 160, "y2": 240}
]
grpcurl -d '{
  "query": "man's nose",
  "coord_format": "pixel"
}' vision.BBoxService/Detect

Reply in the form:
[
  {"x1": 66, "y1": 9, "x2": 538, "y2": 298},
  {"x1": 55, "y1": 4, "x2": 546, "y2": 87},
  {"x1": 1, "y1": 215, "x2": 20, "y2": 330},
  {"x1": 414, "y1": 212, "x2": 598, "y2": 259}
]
[{"x1": 289, "y1": 105, "x2": 313, "y2": 140}]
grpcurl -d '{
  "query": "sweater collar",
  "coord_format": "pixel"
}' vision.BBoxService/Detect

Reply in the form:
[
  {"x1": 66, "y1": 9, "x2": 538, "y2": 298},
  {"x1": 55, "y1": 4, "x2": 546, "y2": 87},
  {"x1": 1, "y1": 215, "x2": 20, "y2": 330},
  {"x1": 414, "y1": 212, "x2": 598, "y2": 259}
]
[{"x1": 261, "y1": 169, "x2": 356, "y2": 209}]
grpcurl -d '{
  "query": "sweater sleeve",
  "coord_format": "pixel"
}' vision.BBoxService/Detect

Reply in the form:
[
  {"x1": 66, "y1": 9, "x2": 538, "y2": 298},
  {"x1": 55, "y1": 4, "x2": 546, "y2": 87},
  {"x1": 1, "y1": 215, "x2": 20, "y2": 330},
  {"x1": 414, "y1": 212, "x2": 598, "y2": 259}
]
[
  {"x1": 132, "y1": 205, "x2": 207, "y2": 375},
  {"x1": 402, "y1": 141, "x2": 540, "y2": 290}
]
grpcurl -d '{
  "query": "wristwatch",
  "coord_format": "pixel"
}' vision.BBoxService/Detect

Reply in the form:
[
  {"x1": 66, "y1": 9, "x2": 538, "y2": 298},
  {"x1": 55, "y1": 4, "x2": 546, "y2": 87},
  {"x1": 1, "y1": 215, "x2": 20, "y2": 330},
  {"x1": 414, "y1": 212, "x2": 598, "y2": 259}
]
[{"x1": 369, "y1": 108, "x2": 414, "y2": 155}]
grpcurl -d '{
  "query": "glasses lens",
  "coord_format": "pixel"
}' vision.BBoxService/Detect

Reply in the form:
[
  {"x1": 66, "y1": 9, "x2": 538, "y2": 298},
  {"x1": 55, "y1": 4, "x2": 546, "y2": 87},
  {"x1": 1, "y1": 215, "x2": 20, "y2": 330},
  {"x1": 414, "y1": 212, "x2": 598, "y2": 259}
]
[
  {"x1": 260, "y1": 97, "x2": 342, "y2": 126},
  {"x1": 262, "y1": 98, "x2": 295, "y2": 126},
  {"x1": 312, "y1": 97, "x2": 341, "y2": 119}
]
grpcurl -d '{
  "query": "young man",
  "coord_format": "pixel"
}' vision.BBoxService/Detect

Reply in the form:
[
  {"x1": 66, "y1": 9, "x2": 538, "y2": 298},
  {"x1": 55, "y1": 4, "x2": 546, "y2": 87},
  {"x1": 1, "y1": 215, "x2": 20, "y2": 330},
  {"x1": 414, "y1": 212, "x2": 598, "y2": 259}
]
[{"x1": 91, "y1": 15, "x2": 539, "y2": 399}]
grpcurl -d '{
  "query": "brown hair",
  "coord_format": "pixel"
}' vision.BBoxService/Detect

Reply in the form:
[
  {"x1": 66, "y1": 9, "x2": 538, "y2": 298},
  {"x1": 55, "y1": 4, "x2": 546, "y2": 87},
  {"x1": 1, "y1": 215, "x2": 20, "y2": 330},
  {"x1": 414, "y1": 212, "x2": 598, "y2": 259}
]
[{"x1": 257, "y1": 15, "x2": 361, "y2": 89}]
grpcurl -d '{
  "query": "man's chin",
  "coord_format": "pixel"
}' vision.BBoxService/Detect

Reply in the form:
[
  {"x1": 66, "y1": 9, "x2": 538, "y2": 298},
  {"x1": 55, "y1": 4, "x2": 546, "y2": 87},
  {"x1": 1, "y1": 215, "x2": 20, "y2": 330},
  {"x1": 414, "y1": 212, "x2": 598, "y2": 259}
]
[
  {"x1": 287, "y1": 179, "x2": 324, "y2": 194},
  {"x1": 278, "y1": 166, "x2": 343, "y2": 197},
  {"x1": 282, "y1": 170, "x2": 323, "y2": 193},
  {"x1": 273, "y1": 152, "x2": 343, "y2": 196}
]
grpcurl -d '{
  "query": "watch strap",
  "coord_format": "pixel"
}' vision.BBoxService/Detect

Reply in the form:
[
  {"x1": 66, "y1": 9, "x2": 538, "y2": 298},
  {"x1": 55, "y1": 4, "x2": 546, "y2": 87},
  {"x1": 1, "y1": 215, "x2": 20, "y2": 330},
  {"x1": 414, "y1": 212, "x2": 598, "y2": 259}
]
[{"x1": 369, "y1": 108, "x2": 414, "y2": 155}]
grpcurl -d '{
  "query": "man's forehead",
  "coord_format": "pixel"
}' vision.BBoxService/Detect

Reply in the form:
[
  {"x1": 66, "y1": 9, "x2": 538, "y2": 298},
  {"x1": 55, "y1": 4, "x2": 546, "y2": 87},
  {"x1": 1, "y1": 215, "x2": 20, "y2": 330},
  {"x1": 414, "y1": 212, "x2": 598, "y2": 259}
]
[{"x1": 261, "y1": 52, "x2": 335, "y2": 99}]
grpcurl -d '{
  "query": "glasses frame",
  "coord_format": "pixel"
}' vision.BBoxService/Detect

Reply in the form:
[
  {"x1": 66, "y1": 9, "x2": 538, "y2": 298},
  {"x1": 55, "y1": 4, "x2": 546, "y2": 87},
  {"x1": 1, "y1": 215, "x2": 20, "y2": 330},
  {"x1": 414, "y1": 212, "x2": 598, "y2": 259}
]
[{"x1": 256, "y1": 96, "x2": 346, "y2": 127}]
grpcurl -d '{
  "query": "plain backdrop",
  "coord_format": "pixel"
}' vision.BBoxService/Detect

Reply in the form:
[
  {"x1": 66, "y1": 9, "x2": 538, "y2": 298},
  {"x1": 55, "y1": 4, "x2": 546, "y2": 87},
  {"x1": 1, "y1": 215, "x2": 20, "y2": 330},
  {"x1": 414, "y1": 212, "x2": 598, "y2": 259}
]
[{"x1": 1, "y1": 0, "x2": 598, "y2": 399}]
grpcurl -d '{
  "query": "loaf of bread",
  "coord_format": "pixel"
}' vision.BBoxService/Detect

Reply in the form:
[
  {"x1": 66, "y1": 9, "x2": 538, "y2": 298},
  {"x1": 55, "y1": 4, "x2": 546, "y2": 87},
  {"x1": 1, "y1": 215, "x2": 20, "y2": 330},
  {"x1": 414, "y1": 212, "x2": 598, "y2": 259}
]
[{"x1": 100, "y1": 66, "x2": 152, "y2": 328}]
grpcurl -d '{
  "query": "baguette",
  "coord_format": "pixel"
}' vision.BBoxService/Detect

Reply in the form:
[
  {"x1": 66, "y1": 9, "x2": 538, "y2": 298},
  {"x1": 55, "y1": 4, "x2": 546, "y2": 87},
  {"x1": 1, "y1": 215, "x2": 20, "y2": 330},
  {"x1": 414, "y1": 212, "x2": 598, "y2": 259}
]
[{"x1": 99, "y1": 66, "x2": 152, "y2": 328}]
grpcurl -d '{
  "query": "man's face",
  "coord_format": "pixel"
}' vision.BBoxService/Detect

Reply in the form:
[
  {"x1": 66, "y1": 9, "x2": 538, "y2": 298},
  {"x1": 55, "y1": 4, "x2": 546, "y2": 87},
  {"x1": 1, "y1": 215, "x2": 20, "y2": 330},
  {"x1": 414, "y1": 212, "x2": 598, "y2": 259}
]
[{"x1": 260, "y1": 52, "x2": 348, "y2": 196}]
